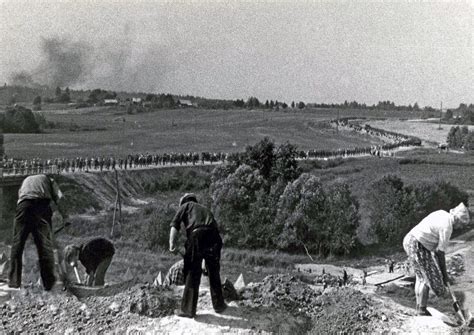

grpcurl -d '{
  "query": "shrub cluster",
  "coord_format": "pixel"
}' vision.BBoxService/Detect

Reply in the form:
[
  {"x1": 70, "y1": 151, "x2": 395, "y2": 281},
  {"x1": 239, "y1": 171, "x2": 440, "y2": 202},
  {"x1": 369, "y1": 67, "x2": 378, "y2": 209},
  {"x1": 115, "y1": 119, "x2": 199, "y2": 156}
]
[
  {"x1": 447, "y1": 126, "x2": 474, "y2": 150},
  {"x1": 210, "y1": 138, "x2": 360, "y2": 256},
  {"x1": 0, "y1": 105, "x2": 43, "y2": 133},
  {"x1": 366, "y1": 175, "x2": 468, "y2": 246}
]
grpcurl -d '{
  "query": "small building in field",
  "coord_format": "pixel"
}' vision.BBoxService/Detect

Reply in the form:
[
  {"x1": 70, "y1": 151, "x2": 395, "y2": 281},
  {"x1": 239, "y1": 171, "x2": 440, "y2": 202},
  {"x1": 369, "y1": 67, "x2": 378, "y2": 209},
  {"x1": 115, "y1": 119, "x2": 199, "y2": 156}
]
[
  {"x1": 132, "y1": 97, "x2": 142, "y2": 104},
  {"x1": 104, "y1": 99, "x2": 119, "y2": 106},
  {"x1": 178, "y1": 99, "x2": 196, "y2": 108}
]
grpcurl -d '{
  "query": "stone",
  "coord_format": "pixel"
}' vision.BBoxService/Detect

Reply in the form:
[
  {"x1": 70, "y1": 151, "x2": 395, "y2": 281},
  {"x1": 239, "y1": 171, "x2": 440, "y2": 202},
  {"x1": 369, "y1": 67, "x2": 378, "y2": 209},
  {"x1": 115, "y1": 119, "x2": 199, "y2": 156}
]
[
  {"x1": 234, "y1": 273, "x2": 246, "y2": 290},
  {"x1": 153, "y1": 271, "x2": 163, "y2": 287}
]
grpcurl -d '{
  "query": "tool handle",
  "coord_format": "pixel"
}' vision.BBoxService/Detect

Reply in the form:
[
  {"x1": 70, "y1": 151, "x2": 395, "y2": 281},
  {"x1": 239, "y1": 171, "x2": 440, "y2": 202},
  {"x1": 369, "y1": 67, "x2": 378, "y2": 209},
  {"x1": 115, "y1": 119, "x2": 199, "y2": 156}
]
[{"x1": 74, "y1": 267, "x2": 82, "y2": 284}]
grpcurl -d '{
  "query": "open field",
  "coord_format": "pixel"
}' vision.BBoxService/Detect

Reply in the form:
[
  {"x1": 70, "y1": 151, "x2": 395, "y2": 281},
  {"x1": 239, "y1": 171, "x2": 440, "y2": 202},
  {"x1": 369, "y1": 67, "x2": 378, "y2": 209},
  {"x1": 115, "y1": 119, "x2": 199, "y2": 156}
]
[
  {"x1": 3, "y1": 107, "x2": 428, "y2": 159},
  {"x1": 367, "y1": 119, "x2": 474, "y2": 145}
]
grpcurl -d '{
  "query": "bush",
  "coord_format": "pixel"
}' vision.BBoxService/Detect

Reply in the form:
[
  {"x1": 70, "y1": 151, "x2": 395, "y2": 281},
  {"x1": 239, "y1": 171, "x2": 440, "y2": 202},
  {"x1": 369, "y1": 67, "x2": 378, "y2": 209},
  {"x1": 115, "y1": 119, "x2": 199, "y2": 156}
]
[
  {"x1": 211, "y1": 164, "x2": 265, "y2": 246},
  {"x1": 366, "y1": 175, "x2": 415, "y2": 245},
  {"x1": 367, "y1": 175, "x2": 469, "y2": 247},
  {"x1": 0, "y1": 105, "x2": 41, "y2": 133},
  {"x1": 276, "y1": 174, "x2": 360, "y2": 256}
]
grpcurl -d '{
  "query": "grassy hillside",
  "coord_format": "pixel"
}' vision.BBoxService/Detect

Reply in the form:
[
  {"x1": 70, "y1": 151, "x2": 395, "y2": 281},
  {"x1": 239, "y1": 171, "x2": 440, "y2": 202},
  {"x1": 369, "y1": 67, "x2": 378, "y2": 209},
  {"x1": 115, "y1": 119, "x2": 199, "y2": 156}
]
[{"x1": 4, "y1": 107, "x2": 428, "y2": 159}]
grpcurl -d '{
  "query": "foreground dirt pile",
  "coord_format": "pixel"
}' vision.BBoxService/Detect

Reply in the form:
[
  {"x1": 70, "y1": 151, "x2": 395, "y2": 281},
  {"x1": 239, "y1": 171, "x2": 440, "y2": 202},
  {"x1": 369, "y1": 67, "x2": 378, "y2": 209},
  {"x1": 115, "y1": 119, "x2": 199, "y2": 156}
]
[
  {"x1": 240, "y1": 274, "x2": 386, "y2": 333},
  {"x1": 0, "y1": 284, "x2": 178, "y2": 333}
]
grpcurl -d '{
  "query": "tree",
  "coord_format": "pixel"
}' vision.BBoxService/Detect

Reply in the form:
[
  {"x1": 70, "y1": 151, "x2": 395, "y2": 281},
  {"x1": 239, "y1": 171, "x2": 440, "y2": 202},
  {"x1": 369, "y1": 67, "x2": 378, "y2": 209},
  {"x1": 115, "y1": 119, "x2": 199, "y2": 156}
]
[
  {"x1": 243, "y1": 137, "x2": 275, "y2": 180},
  {"x1": 298, "y1": 101, "x2": 305, "y2": 109},
  {"x1": 464, "y1": 131, "x2": 474, "y2": 150},
  {"x1": 276, "y1": 174, "x2": 360, "y2": 256},
  {"x1": 366, "y1": 175, "x2": 415, "y2": 245},
  {"x1": 210, "y1": 165, "x2": 265, "y2": 246},
  {"x1": 444, "y1": 109, "x2": 453, "y2": 120},
  {"x1": 55, "y1": 86, "x2": 61, "y2": 97},
  {"x1": 273, "y1": 141, "x2": 300, "y2": 182},
  {"x1": 447, "y1": 126, "x2": 464, "y2": 148},
  {"x1": 33, "y1": 96, "x2": 42, "y2": 105},
  {"x1": 1, "y1": 105, "x2": 41, "y2": 133},
  {"x1": 291, "y1": 101, "x2": 295, "y2": 109},
  {"x1": 246, "y1": 97, "x2": 260, "y2": 109}
]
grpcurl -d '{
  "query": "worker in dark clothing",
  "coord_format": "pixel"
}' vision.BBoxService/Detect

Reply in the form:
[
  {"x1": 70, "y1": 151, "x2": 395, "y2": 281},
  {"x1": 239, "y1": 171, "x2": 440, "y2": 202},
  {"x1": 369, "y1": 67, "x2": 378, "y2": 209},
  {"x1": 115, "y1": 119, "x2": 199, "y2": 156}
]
[
  {"x1": 64, "y1": 238, "x2": 115, "y2": 286},
  {"x1": 8, "y1": 174, "x2": 66, "y2": 290},
  {"x1": 169, "y1": 193, "x2": 227, "y2": 318}
]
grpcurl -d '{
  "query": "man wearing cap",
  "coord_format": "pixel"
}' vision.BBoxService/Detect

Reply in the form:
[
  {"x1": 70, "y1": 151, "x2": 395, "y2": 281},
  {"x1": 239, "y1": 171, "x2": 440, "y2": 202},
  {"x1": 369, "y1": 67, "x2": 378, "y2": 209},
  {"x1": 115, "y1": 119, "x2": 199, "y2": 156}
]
[
  {"x1": 403, "y1": 202, "x2": 470, "y2": 315},
  {"x1": 8, "y1": 174, "x2": 66, "y2": 290},
  {"x1": 169, "y1": 193, "x2": 227, "y2": 318}
]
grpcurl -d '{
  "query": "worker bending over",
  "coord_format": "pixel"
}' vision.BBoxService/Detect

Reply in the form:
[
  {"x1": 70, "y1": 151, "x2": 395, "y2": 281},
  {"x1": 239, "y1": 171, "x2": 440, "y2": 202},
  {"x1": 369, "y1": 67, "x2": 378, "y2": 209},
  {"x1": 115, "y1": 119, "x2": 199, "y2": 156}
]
[{"x1": 64, "y1": 237, "x2": 115, "y2": 286}]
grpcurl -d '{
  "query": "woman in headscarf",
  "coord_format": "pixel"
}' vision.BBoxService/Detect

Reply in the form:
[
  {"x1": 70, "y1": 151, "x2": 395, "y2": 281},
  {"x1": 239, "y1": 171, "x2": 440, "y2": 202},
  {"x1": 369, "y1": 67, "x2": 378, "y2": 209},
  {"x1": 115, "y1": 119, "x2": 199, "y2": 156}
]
[{"x1": 403, "y1": 203, "x2": 470, "y2": 315}]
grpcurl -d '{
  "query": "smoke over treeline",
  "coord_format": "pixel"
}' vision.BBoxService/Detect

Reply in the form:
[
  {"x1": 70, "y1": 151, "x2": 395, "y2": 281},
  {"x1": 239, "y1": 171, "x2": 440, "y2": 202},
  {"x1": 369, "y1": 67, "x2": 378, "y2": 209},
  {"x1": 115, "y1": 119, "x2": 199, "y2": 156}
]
[
  {"x1": 10, "y1": 37, "x2": 90, "y2": 88},
  {"x1": 9, "y1": 35, "x2": 168, "y2": 92}
]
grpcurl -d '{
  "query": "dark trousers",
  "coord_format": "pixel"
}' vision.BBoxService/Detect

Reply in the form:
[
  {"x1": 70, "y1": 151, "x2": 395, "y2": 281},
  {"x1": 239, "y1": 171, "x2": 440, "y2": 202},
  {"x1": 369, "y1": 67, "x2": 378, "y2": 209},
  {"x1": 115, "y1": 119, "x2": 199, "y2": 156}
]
[
  {"x1": 86, "y1": 256, "x2": 113, "y2": 286},
  {"x1": 181, "y1": 227, "x2": 225, "y2": 316},
  {"x1": 8, "y1": 199, "x2": 56, "y2": 290}
]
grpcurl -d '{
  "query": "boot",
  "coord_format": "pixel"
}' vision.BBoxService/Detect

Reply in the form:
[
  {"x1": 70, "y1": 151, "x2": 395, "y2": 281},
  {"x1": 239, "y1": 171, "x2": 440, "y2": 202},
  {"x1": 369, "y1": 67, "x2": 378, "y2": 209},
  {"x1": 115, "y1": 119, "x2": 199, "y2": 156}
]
[{"x1": 417, "y1": 306, "x2": 431, "y2": 316}]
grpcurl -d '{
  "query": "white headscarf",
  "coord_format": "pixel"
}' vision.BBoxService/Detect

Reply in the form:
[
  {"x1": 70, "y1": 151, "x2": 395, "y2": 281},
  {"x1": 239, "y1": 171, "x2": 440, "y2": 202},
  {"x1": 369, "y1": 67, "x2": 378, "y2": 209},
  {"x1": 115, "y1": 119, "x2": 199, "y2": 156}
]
[{"x1": 450, "y1": 202, "x2": 470, "y2": 225}]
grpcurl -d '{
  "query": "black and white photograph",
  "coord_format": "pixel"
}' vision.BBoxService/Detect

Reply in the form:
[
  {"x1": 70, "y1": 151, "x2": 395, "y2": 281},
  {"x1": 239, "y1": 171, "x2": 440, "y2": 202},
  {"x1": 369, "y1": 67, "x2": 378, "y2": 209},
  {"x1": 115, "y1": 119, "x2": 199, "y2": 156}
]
[{"x1": 0, "y1": 0, "x2": 473, "y2": 333}]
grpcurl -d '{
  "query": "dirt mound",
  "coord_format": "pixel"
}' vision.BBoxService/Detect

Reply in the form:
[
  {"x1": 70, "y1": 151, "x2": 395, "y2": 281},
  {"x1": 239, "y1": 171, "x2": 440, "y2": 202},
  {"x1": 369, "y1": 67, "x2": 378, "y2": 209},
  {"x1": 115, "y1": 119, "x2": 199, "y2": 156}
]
[
  {"x1": 240, "y1": 274, "x2": 322, "y2": 316},
  {"x1": 0, "y1": 283, "x2": 178, "y2": 333},
  {"x1": 311, "y1": 288, "x2": 386, "y2": 333},
  {"x1": 240, "y1": 274, "x2": 385, "y2": 333}
]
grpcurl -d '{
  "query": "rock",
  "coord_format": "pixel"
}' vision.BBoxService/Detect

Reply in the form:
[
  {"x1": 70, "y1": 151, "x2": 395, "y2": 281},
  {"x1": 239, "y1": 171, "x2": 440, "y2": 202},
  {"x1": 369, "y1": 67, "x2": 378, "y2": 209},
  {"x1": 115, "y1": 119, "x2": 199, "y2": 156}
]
[
  {"x1": 49, "y1": 304, "x2": 59, "y2": 315},
  {"x1": 109, "y1": 301, "x2": 121, "y2": 313},
  {"x1": 153, "y1": 272, "x2": 163, "y2": 287},
  {"x1": 234, "y1": 273, "x2": 246, "y2": 290},
  {"x1": 80, "y1": 303, "x2": 88, "y2": 312}
]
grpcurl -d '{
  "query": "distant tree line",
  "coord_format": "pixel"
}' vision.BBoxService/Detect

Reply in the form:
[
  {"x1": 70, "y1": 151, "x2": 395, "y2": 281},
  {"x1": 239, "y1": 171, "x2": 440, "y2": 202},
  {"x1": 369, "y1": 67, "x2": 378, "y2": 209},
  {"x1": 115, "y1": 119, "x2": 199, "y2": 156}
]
[{"x1": 308, "y1": 100, "x2": 425, "y2": 111}]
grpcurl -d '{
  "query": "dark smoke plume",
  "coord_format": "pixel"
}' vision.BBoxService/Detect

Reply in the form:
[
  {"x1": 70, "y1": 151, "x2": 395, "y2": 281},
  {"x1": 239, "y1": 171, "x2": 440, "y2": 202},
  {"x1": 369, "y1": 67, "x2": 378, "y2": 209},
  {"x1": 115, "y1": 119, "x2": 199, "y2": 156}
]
[
  {"x1": 36, "y1": 37, "x2": 91, "y2": 87},
  {"x1": 9, "y1": 37, "x2": 91, "y2": 88},
  {"x1": 9, "y1": 71, "x2": 37, "y2": 87}
]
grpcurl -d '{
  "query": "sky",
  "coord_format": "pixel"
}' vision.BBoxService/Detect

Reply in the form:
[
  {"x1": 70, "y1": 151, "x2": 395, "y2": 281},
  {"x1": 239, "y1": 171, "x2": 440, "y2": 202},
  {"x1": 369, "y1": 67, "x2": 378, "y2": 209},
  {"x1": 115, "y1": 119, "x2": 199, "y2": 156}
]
[{"x1": 0, "y1": 0, "x2": 472, "y2": 107}]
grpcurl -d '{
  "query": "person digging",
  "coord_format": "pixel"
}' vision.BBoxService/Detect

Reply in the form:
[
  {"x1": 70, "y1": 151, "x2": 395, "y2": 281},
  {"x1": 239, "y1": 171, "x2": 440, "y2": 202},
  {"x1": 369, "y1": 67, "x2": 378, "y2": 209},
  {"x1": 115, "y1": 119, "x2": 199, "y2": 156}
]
[
  {"x1": 169, "y1": 193, "x2": 227, "y2": 318},
  {"x1": 403, "y1": 203, "x2": 470, "y2": 316},
  {"x1": 8, "y1": 174, "x2": 67, "y2": 291},
  {"x1": 64, "y1": 237, "x2": 115, "y2": 286}
]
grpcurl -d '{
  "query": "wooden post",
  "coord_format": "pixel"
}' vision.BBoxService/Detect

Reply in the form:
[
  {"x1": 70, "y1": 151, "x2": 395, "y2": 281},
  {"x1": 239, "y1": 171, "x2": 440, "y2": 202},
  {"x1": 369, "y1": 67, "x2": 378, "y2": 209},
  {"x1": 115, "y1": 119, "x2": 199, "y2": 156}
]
[
  {"x1": 438, "y1": 101, "x2": 443, "y2": 130},
  {"x1": 111, "y1": 189, "x2": 118, "y2": 238},
  {"x1": 116, "y1": 170, "x2": 122, "y2": 225},
  {"x1": 111, "y1": 169, "x2": 123, "y2": 238}
]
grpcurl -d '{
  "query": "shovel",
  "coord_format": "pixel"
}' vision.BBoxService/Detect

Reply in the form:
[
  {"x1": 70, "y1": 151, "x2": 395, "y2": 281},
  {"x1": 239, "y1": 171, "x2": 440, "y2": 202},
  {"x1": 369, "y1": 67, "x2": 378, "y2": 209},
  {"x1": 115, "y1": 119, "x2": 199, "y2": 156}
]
[
  {"x1": 73, "y1": 266, "x2": 82, "y2": 284},
  {"x1": 426, "y1": 307, "x2": 457, "y2": 327},
  {"x1": 446, "y1": 283, "x2": 468, "y2": 324}
]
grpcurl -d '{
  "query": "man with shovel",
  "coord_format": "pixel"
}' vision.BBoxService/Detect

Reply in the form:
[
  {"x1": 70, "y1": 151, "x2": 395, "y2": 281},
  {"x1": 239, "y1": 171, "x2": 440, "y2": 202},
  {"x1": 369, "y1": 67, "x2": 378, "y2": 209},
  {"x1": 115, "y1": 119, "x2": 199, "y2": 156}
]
[
  {"x1": 8, "y1": 174, "x2": 67, "y2": 291},
  {"x1": 169, "y1": 193, "x2": 227, "y2": 318},
  {"x1": 403, "y1": 203, "x2": 470, "y2": 316},
  {"x1": 64, "y1": 238, "x2": 115, "y2": 286}
]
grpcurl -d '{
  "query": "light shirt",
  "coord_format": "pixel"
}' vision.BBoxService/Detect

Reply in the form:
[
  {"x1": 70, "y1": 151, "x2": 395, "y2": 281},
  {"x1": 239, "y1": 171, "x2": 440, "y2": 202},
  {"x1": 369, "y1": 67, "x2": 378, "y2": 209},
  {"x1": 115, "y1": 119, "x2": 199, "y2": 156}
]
[
  {"x1": 18, "y1": 174, "x2": 63, "y2": 204},
  {"x1": 409, "y1": 210, "x2": 454, "y2": 252}
]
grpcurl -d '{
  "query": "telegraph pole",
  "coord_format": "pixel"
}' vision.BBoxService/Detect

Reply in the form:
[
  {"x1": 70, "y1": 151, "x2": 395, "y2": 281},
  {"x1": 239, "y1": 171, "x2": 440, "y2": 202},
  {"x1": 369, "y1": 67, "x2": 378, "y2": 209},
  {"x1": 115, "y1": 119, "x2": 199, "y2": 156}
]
[{"x1": 438, "y1": 101, "x2": 443, "y2": 130}]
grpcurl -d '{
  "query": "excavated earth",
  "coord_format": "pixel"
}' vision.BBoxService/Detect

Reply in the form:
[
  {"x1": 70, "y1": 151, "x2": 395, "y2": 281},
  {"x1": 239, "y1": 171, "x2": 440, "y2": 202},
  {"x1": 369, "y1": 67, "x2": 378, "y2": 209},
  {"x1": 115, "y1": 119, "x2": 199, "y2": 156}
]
[{"x1": 0, "y1": 283, "x2": 178, "y2": 334}]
